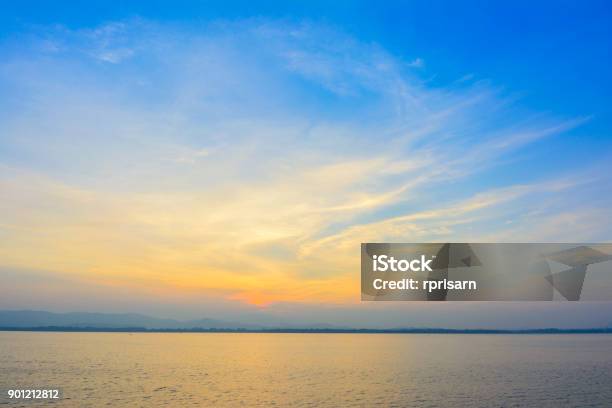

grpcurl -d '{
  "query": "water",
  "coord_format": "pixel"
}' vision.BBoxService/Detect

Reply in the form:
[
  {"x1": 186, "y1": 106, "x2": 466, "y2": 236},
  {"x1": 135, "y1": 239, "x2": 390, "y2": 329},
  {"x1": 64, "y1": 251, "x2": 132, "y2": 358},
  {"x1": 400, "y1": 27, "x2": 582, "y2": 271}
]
[{"x1": 1, "y1": 332, "x2": 611, "y2": 407}]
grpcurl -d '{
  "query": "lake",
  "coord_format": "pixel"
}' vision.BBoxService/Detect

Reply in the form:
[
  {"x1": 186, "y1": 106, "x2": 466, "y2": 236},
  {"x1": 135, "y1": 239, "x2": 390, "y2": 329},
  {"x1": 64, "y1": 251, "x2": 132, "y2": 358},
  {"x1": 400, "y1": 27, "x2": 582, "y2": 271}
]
[{"x1": 1, "y1": 332, "x2": 611, "y2": 407}]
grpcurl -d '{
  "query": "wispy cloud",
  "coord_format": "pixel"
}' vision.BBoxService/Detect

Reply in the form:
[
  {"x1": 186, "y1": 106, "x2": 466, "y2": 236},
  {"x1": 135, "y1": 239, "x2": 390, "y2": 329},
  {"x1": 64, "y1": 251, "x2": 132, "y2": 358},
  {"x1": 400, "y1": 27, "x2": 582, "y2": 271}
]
[{"x1": 0, "y1": 19, "x2": 609, "y2": 309}]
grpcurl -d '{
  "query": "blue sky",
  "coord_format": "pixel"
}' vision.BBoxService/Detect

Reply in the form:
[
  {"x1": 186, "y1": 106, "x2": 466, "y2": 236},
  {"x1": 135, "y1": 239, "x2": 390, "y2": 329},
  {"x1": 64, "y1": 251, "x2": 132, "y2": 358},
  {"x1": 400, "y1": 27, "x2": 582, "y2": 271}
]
[
  {"x1": 2, "y1": 1, "x2": 611, "y2": 185},
  {"x1": 0, "y1": 1, "x2": 611, "y2": 327},
  {"x1": 3, "y1": 1, "x2": 611, "y2": 115}
]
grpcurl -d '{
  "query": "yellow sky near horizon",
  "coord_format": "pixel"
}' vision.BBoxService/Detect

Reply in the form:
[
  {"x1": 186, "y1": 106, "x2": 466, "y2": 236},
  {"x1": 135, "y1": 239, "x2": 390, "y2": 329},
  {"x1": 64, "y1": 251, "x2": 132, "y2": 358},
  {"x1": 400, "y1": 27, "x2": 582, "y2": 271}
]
[{"x1": 0, "y1": 163, "x2": 582, "y2": 307}]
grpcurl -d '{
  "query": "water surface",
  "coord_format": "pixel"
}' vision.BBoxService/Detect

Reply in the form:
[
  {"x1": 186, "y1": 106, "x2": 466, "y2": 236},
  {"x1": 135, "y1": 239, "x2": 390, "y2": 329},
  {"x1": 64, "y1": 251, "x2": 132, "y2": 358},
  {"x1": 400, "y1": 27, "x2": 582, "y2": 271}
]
[{"x1": 1, "y1": 332, "x2": 611, "y2": 407}]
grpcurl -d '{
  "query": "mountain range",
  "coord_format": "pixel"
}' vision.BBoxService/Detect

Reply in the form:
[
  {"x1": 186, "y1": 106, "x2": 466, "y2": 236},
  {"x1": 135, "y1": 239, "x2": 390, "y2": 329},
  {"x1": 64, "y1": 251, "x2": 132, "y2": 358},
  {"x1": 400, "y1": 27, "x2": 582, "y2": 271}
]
[
  {"x1": 1, "y1": 310, "x2": 611, "y2": 333},
  {"x1": 0, "y1": 310, "x2": 263, "y2": 330}
]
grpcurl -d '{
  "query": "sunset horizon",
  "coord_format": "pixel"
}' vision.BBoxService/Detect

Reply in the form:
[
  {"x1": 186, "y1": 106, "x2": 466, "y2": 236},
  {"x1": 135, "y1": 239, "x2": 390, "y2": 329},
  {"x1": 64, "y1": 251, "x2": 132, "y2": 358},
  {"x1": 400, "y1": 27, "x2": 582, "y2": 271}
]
[{"x1": 1, "y1": 2, "x2": 612, "y2": 406}]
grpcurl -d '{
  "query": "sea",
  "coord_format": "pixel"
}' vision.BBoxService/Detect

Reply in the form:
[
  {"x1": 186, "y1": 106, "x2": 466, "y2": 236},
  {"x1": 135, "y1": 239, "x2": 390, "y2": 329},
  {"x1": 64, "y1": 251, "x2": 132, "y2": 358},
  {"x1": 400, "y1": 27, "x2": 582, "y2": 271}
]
[{"x1": 1, "y1": 332, "x2": 611, "y2": 407}]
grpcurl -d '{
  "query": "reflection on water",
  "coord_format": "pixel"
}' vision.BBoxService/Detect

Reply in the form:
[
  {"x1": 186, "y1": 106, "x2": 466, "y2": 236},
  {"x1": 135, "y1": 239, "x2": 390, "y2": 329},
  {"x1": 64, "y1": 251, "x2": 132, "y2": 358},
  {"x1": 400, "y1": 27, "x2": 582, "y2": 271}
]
[{"x1": 1, "y1": 332, "x2": 611, "y2": 407}]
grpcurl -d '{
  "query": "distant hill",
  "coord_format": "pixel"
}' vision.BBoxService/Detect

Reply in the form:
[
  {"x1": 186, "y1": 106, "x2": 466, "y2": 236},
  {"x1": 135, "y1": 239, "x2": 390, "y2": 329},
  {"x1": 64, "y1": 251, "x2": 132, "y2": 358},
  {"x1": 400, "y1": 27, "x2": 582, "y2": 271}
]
[
  {"x1": 2, "y1": 310, "x2": 612, "y2": 334},
  {"x1": 0, "y1": 310, "x2": 262, "y2": 330}
]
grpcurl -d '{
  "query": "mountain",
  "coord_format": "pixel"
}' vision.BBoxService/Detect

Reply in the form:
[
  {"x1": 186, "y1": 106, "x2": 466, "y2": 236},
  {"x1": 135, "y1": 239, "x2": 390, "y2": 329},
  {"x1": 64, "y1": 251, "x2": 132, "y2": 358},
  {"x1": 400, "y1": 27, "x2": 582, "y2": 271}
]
[
  {"x1": 1, "y1": 310, "x2": 611, "y2": 333},
  {"x1": 0, "y1": 310, "x2": 262, "y2": 330}
]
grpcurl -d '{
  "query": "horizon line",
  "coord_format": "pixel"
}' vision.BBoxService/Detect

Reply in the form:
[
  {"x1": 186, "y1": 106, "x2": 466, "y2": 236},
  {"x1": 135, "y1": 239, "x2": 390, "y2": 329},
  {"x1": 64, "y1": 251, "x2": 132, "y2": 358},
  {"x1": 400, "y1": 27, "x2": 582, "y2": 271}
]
[{"x1": 2, "y1": 327, "x2": 612, "y2": 335}]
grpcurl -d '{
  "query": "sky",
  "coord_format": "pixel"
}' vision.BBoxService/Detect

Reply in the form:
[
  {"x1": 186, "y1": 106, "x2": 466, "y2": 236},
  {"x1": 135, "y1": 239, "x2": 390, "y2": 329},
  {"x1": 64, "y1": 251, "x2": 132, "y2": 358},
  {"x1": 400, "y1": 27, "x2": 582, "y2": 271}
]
[{"x1": 1, "y1": 1, "x2": 612, "y2": 328}]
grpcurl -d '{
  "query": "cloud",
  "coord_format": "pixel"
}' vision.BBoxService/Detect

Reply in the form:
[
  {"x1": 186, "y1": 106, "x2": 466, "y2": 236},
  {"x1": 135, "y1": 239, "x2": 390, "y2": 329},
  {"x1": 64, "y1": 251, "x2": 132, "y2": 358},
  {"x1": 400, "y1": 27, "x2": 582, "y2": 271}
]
[
  {"x1": 0, "y1": 19, "x2": 609, "y2": 310},
  {"x1": 407, "y1": 57, "x2": 424, "y2": 68}
]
